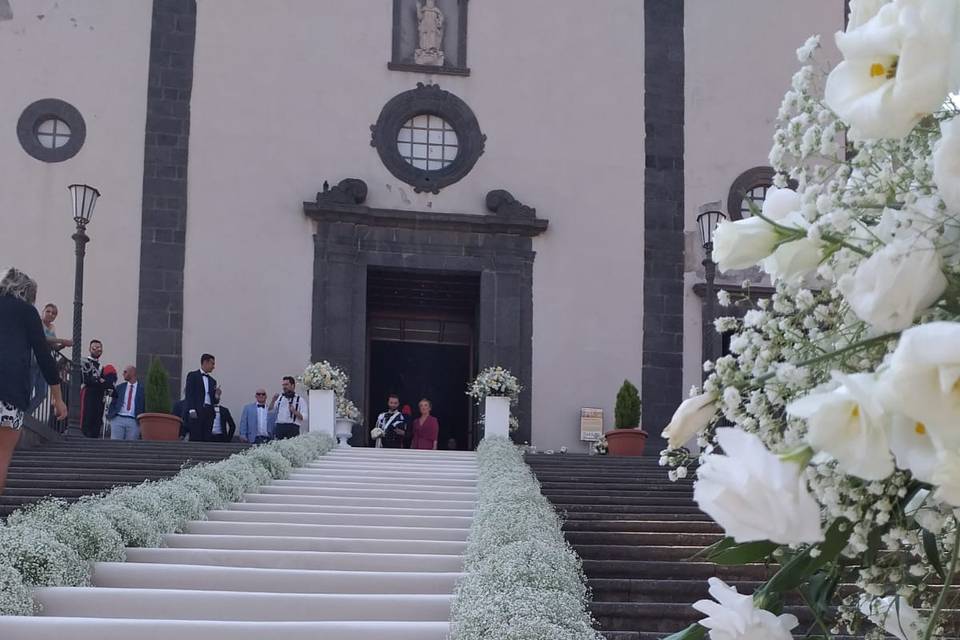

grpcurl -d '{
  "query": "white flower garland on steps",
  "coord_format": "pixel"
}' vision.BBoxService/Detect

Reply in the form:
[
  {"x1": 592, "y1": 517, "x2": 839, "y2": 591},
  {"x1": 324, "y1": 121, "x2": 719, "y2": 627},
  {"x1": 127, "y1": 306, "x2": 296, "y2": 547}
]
[
  {"x1": 449, "y1": 436, "x2": 602, "y2": 640},
  {"x1": 0, "y1": 433, "x2": 335, "y2": 615}
]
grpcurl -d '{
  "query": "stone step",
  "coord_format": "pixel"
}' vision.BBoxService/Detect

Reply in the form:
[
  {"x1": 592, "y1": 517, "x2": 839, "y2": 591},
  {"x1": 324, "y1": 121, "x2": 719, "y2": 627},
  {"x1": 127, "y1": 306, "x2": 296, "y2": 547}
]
[
  {"x1": 91, "y1": 562, "x2": 462, "y2": 594},
  {"x1": 226, "y1": 502, "x2": 475, "y2": 517},
  {"x1": 565, "y1": 530, "x2": 721, "y2": 545},
  {"x1": 162, "y1": 533, "x2": 467, "y2": 556},
  {"x1": 242, "y1": 493, "x2": 476, "y2": 510},
  {"x1": 125, "y1": 547, "x2": 464, "y2": 572},
  {"x1": 574, "y1": 544, "x2": 714, "y2": 562},
  {"x1": 33, "y1": 587, "x2": 453, "y2": 621},
  {"x1": 580, "y1": 559, "x2": 771, "y2": 581},
  {"x1": 204, "y1": 509, "x2": 474, "y2": 528},
  {"x1": 0, "y1": 618, "x2": 450, "y2": 640},
  {"x1": 182, "y1": 520, "x2": 470, "y2": 541}
]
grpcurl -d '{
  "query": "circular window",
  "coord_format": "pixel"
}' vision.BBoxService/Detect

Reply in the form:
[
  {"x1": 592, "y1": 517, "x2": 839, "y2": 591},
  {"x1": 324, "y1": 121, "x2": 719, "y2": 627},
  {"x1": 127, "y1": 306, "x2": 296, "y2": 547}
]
[
  {"x1": 17, "y1": 99, "x2": 86, "y2": 163},
  {"x1": 36, "y1": 118, "x2": 72, "y2": 149},
  {"x1": 371, "y1": 84, "x2": 485, "y2": 194},
  {"x1": 397, "y1": 114, "x2": 459, "y2": 171}
]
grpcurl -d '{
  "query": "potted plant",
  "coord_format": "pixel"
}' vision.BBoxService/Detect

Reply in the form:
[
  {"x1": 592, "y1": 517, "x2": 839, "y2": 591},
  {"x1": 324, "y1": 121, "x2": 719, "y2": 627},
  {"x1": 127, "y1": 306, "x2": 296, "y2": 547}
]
[
  {"x1": 603, "y1": 379, "x2": 647, "y2": 456},
  {"x1": 138, "y1": 358, "x2": 182, "y2": 441}
]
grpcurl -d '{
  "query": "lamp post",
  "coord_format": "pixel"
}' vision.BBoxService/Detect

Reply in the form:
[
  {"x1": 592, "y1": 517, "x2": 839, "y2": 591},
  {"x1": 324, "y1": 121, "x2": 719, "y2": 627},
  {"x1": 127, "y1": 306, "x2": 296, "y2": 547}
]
[
  {"x1": 66, "y1": 184, "x2": 100, "y2": 435},
  {"x1": 696, "y1": 208, "x2": 726, "y2": 380}
]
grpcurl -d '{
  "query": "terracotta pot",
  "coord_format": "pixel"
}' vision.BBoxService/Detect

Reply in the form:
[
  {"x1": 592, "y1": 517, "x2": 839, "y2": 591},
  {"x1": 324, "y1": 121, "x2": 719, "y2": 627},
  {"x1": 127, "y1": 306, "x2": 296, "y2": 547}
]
[
  {"x1": 604, "y1": 428, "x2": 648, "y2": 457},
  {"x1": 138, "y1": 413, "x2": 182, "y2": 441}
]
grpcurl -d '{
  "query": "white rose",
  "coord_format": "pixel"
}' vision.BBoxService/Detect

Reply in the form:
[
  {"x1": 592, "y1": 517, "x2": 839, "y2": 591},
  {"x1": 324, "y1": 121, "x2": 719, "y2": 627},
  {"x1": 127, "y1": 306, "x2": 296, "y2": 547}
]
[
  {"x1": 859, "y1": 596, "x2": 923, "y2": 640},
  {"x1": 712, "y1": 217, "x2": 780, "y2": 273},
  {"x1": 934, "y1": 117, "x2": 960, "y2": 213},
  {"x1": 880, "y1": 322, "x2": 960, "y2": 448},
  {"x1": 712, "y1": 188, "x2": 800, "y2": 273},
  {"x1": 838, "y1": 236, "x2": 946, "y2": 332},
  {"x1": 693, "y1": 578, "x2": 798, "y2": 640},
  {"x1": 824, "y1": 0, "x2": 960, "y2": 139},
  {"x1": 694, "y1": 428, "x2": 824, "y2": 545},
  {"x1": 661, "y1": 391, "x2": 717, "y2": 450},
  {"x1": 760, "y1": 212, "x2": 822, "y2": 284},
  {"x1": 787, "y1": 373, "x2": 894, "y2": 481}
]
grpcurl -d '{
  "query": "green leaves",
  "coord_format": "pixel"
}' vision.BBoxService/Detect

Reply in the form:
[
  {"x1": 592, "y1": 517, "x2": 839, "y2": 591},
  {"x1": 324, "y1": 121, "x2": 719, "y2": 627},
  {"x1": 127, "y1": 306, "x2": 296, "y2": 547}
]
[
  {"x1": 923, "y1": 529, "x2": 946, "y2": 580},
  {"x1": 706, "y1": 538, "x2": 779, "y2": 565},
  {"x1": 766, "y1": 519, "x2": 851, "y2": 593}
]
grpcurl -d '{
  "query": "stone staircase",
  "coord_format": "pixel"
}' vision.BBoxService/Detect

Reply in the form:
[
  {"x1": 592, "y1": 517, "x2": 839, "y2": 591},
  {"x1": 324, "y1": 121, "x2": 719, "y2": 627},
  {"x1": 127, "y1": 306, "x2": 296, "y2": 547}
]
[
  {"x1": 0, "y1": 447, "x2": 477, "y2": 640},
  {"x1": 2, "y1": 436, "x2": 249, "y2": 518},
  {"x1": 526, "y1": 453, "x2": 786, "y2": 640}
]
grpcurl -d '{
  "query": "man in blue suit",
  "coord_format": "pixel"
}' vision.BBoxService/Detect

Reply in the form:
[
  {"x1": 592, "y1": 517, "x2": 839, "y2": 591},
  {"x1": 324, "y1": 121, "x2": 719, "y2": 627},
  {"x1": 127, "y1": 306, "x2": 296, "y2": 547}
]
[
  {"x1": 106, "y1": 365, "x2": 145, "y2": 440},
  {"x1": 238, "y1": 388, "x2": 275, "y2": 444}
]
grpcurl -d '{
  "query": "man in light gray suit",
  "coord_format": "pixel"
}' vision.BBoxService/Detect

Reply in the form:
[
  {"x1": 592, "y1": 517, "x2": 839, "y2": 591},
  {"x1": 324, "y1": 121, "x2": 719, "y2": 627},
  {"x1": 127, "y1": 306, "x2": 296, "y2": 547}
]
[{"x1": 238, "y1": 389, "x2": 275, "y2": 444}]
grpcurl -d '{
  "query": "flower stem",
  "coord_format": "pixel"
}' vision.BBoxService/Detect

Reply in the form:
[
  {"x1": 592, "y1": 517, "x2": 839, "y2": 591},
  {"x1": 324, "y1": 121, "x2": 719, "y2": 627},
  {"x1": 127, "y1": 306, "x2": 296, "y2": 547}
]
[
  {"x1": 923, "y1": 521, "x2": 960, "y2": 640},
  {"x1": 756, "y1": 331, "x2": 899, "y2": 384},
  {"x1": 797, "y1": 588, "x2": 833, "y2": 640}
]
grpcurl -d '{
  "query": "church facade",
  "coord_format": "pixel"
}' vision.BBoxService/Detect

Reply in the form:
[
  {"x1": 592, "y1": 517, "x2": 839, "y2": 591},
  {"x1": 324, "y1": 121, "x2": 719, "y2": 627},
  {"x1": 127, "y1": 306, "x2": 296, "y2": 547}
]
[{"x1": 0, "y1": 0, "x2": 840, "y2": 450}]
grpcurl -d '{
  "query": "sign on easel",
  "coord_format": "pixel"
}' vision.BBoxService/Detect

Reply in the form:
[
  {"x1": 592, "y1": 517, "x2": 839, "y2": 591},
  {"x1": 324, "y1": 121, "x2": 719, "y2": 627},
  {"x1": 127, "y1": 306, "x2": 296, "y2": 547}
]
[{"x1": 579, "y1": 407, "x2": 604, "y2": 441}]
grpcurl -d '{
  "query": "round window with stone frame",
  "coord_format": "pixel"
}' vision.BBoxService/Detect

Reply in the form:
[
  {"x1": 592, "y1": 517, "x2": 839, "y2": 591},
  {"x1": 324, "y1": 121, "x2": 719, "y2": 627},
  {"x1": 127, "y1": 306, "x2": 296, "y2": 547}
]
[
  {"x1": 17, "y1": 99, "x2": 87, "y2": 163},
  {"x1": 371, "y1": 84, "x2": 485, "y2": 194}
]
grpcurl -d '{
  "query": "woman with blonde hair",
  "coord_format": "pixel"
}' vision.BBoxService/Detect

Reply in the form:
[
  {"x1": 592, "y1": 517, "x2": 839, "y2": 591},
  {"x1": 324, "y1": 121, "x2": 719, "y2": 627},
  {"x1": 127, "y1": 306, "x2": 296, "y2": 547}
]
[
  {"x1": 0, "y1": 268, "x2": 67, "y2": 494},
  {"x1": 410, "y1": 397, "x2": 439, "y2": 450}
]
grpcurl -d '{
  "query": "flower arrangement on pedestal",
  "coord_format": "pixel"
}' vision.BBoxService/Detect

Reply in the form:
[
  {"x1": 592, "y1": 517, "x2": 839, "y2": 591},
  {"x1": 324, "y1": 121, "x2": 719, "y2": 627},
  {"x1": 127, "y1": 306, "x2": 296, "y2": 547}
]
[
  {"x1": 662, "y1": 4, "x2": 960, "y2": 639},
  {"x1": 467, "y1": 366, "x2": 522, "y2": 404},
  {"x1": 300, "y1": 360, "x2": 348, "y2": 395}
]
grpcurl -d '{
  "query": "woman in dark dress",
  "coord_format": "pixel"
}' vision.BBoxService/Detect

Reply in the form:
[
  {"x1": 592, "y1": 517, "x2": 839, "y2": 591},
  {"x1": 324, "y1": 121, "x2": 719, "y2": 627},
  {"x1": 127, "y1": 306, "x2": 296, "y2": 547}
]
[
  {"x1": 411, "y1": 398, "x2": 440, "y2": 450},
  {"x1": 0, "y1": 268, "x2": 67, "y2": 494}
]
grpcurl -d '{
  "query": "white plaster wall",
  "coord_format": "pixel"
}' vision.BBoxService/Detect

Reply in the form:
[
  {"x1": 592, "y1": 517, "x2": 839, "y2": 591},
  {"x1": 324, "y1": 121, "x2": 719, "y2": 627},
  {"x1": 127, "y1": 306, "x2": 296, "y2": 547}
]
[
  {"x1": 681, "y1": 0, "x2": 843, "y2": 397},
  {"x1": 0, "y1": 0, "x2": 150, "y2": 373},
  {"x1": 185, "y1": 0, "x2": 645, "y2": 449}
]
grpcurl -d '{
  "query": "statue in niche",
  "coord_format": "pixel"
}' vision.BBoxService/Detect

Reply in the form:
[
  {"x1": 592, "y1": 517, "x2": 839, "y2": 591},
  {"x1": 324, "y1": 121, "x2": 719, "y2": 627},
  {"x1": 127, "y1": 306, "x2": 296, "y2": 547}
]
[{"x1": 414, "y1": 0, "x2": 445, "y2": 66}]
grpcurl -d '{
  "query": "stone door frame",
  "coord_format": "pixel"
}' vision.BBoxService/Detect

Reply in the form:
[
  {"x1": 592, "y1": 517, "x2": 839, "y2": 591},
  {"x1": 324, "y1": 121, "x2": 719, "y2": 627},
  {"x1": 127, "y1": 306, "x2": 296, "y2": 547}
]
[{"x1": 304, "y1": 188, "x2": 547, "y2": 444}]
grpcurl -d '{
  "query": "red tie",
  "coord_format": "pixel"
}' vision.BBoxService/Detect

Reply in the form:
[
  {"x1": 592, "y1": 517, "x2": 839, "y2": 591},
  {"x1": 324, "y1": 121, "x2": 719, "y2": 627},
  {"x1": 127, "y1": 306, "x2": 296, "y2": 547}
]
[{"x1": 126, "y1": 384, "x2": 133, "y2": 412}]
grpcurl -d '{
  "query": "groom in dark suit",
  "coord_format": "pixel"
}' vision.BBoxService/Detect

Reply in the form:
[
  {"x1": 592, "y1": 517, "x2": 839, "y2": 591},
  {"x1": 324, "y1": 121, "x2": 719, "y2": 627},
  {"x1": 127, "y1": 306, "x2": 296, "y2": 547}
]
[{"x1": 183, "y1": 353, "x2": 217, "y2": 442}]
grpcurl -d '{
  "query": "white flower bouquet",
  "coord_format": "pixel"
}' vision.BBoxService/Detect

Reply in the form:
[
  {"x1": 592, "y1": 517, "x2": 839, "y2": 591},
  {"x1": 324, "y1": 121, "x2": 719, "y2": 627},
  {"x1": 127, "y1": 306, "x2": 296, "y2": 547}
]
[
  {"x1": 662, "y1": 10, "x2": 960, "y2": 639},
  {"x1": 300, "y1": 360, "x2": 348, "y2": 395},
  {"x1": 467, "y1": 366, "x2": 522, "y2": 405},
  {"x1": 336, "y1": 396, "x2": 361, "y2": 423}
]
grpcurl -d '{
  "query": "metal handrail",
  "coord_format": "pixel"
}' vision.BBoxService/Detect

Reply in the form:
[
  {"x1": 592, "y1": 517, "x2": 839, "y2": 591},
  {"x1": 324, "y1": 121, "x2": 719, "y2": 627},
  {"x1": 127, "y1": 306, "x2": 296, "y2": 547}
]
[{"x1": 29, "y1": 353, "x2": 72, "y2": 434}]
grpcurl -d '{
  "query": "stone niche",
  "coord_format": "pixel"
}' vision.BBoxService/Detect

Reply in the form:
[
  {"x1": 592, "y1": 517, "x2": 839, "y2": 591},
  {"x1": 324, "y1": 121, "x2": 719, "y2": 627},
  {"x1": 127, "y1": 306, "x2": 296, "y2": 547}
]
[{"x1": 391, "y1": 0, "x2": 468, "y2": 75}]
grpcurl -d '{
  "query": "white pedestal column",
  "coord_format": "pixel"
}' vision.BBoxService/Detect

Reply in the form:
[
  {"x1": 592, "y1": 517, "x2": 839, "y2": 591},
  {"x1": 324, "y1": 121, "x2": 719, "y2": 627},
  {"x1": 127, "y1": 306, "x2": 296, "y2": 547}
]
[
  {"x1": 334, "y1": 418, "x2": 354, "y2": 447},
  {"x1": 483, "y1": 396, "x2": 511, "y2": 439},
  {"x1": 308, "y1": 389, "x2": 336, "y2": 437}
]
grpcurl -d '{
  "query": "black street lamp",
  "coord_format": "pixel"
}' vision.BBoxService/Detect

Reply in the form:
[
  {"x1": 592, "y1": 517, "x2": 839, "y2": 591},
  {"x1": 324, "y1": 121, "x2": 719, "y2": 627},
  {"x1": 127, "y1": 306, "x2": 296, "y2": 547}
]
[
  {"x1": 66, "y1": 184, "x2": 100, "y2": 435},
  {"x1": 696, "y1": 208, "x2": 726, "y2": 379}
]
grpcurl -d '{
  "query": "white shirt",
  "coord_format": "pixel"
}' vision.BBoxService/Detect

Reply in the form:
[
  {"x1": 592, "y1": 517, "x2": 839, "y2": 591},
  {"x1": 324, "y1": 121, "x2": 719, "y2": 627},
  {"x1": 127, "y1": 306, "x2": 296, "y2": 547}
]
[
  {"x1": 202, "y1": 374, "x2": 212, "y2": 406},
  {"x1": 118, "y1": 382, "x2": 138, "y2": 418},
  {"x1": 257, "y1": 405, "x2": 269, "y2": 436},
  {"x1": 212, "y1": 406, "x2": 222, "y2": 434},
  {"x1": 275, "y1": 393, "x2": 307, "y2": 427}
]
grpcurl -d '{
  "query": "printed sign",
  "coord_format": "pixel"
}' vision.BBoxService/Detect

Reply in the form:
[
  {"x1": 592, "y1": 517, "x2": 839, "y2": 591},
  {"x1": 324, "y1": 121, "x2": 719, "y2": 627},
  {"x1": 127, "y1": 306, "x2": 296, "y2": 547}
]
[{"x1": 580, "y1": 407, "x2": 604, "y2": 441}]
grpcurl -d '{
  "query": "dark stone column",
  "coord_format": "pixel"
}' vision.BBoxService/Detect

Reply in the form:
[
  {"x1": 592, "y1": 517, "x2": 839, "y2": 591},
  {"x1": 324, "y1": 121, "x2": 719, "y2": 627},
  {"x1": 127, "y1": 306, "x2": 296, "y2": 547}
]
[
  {"x1": 136, "y1": 0, "x2": 196, "y2": 397},
  {"x1": 642, "y1": 0, "x2": 685, "y2": 441}
]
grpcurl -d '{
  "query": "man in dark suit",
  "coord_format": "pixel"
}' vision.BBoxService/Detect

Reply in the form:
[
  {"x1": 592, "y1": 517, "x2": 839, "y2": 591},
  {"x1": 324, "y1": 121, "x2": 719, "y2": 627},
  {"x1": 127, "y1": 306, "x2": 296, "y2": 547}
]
[
  {"x1": 210, "y1": 387, "x2": 237, "y2": 442},
  {"x1": 106, "y1": 365, "x2": 145, "y2": 440},
  {"x1": 183, "y1": 353, "x2": 217, "y2": 441}
]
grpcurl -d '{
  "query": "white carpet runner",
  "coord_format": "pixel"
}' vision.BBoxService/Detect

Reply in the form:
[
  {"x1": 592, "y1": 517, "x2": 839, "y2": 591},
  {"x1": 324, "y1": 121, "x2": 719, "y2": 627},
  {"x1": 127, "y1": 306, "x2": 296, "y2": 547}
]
[{"x1": 0, "y1": 447, "x2": 478, "y2": 640}]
